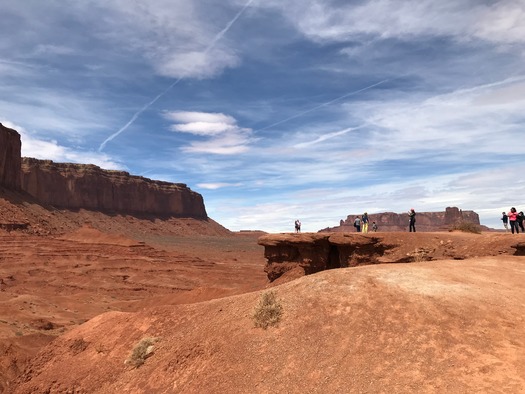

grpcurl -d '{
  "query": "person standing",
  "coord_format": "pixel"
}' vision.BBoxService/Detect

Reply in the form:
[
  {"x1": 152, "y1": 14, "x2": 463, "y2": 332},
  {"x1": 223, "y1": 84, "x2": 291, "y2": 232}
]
[
  {"x1": 372, "y1": 221, "x2": 378, "y2": 232},
  {"x1": 408, "y1": 208, "x2": 416, "y2": 232},
  {"x1": 508, "y1": 207, "x2": 519, "y2": 234},
  {"x1": 353, "y1": 216, "x2": 361, "y2": 232},
  {"x1": 362, "y1": 212, "x2": 369, "y2": 233},
  {"x1": 517, "y1": 211, "x2": 524, "y2": 232},
  {"x1": 294, "y1": 219, "x2": 301, "y2": 233},
  {"x1": 501, "y1": 212, "x2": 509, "y2": 232}
]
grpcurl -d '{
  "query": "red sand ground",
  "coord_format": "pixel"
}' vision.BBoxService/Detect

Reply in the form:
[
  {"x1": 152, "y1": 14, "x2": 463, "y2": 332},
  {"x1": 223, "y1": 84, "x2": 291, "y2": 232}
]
[{"x1": 1, "y1": 192, "x2": 525, "y2": 393}]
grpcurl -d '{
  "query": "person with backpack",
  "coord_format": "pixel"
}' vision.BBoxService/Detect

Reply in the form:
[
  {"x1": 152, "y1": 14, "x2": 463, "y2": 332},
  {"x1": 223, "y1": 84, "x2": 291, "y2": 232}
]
[
  {"x1": 501, "y1": 212, "x2": 509, "y2": 232},
  {"x1": 517, "y1": 211, "x2": 524, "y2": 232},
  {"x1": 353, "y1": 216, "x2": 361, "y2": 232},
  {"x1": 507, "y1": 207, "x2": 519, "y2": 234},
  {"x1": 408, "y1": 208, "x2": 416, "y2": 232}
]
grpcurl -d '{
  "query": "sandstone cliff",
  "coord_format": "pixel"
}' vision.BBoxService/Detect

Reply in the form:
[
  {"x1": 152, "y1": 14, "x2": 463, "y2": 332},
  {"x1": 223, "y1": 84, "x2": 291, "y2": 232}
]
[
  {"x1": 0, "y1": 124, "x2": 208, "y2": 219},
  {"x1": 0, "y1": 123, "x2": 21, "y2": 190},
  {"x1": 20, "y1": 158, "x2": 207, "y2": 218},
  {"x1": 321, "y1": 207, "x2": 480, "y2": 232}
]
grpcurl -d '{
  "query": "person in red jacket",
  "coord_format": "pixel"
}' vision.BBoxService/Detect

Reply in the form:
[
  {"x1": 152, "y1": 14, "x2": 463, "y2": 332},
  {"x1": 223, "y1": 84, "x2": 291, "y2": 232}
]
[{"x1": 507, "y1": 207, "x2": 519, "y2": 234}]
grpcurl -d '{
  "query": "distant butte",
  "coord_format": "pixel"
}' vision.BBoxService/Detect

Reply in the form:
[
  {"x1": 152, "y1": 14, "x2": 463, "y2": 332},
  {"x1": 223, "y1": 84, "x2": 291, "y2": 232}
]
[{"x1": 320, "y1": 207, "x2": 483, "y2": 232}]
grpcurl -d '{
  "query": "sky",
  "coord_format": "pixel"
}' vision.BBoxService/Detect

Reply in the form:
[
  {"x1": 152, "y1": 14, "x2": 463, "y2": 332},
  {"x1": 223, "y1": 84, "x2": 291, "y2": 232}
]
[{"x1": 1, "y1": 0, "x2": 524, "y2": 233}]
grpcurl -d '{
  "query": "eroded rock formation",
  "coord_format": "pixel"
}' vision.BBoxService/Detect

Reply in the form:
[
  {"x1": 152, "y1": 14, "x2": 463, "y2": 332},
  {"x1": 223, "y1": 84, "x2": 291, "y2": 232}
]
[
  {"x1": 258, "y1": 232, "x2": 525, "y2": 282},
  {"x1": 0, "y1": 124, "x2": 207, "y2": 219},
  {"x1": 0, "y1": 123, "x2": 21, "y2": 190},
  {"x1": 322, "y1": 207, "x2": 480, "y2": 232},
  {"x1": 20, "y1": 158, "x2": 207, "y2": 218}
]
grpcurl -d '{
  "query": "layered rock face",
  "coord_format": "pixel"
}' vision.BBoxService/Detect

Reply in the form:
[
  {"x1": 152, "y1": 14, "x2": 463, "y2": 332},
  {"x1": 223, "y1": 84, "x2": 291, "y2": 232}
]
[
  {"x1": 20, "y1": 158, "x2": 207, "y2": 218},
  {"x1": 0, "y1": 123, "x2": 21, "y2": 190},
  {"x1": 322, "y1": 207, "x2": 480, "y2": 232},
  {"x1": 258, "y1": 232, "x2": 524, "y2": 282}
]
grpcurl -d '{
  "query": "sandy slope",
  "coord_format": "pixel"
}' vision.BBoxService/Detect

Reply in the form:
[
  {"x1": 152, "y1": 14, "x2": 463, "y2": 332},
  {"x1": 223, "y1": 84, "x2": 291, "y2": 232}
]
[{"x1": 12, "y1": 255, "x2": 525, "y2": 394}]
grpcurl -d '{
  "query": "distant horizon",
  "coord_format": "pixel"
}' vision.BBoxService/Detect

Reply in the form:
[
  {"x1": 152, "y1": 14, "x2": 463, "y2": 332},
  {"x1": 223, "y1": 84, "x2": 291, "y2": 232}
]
[
  {"x1": 1, "y1": 1, "x2": 524, "y2": 233},
  {"x1": 13, "y1": 148, "x2": 511, "y2": 233}
]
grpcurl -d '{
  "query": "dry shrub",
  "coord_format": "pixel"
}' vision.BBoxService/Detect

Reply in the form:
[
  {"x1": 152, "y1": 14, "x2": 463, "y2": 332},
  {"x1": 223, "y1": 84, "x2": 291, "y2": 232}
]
[
  {"x1": 253, "y1": 291, "x2": 283, "y2": 329},
  {"x1": 126, "y1": 337, "x2": 158, "y2": 368},
  {"x1": 412, "y1": 249, "x2": 426, "y2": 262},
  {"x1": 450, "y1": 222, "x2": 481, "y2": 234}
]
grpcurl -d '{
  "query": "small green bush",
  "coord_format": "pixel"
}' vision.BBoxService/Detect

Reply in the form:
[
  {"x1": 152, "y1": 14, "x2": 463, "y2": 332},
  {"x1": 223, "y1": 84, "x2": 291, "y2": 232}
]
[
  {"x1": 450, "y1": 222, "x2": 481, "y2": 234},
  {"x1": 126, "y1": 337, "x2": 158, "y2": 368},
  {"x1": 252, "y1": 291, "x2": 283, "y2": 329}
]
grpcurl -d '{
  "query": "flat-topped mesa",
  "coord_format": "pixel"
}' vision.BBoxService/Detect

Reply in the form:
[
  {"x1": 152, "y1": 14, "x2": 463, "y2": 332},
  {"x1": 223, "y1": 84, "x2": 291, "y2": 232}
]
[
  {"x1": 0, "y1": 123, "x2": 22, "y2": 190},
  {"x1": 20, "y1": 158, "x2": 207, "y2": 218},
  {"x1": 321, "y1": 207, "x2": 480, "y2": 232}
]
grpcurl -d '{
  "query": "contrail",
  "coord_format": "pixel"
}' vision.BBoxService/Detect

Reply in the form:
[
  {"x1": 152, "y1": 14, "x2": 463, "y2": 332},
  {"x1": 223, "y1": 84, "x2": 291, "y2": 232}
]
[
  {"x1": 99, "y1": 0, "x2": 255, "y2": 152},
  {"x1": 293, "y1": 125, "x2": 368, "y2": 148},
  {"x1": 253, "y1": 79, "x2": 391, "y2": 133}
]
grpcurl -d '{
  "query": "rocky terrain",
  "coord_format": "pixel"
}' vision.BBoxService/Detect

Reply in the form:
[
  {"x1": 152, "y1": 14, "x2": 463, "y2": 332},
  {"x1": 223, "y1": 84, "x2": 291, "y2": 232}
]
[
  {"x1": 1, "y1": 123, "x2": 525, "y2": 393},
  {"x1": 259, "y1": 231, "x2": 525, "y2": 283}
]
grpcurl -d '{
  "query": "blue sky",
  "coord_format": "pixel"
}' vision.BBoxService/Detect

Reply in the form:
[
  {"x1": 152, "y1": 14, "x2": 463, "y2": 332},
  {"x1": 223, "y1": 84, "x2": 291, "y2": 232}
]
[{"x1": 1, "y1": 0, "x2": 524, "y2": 232}]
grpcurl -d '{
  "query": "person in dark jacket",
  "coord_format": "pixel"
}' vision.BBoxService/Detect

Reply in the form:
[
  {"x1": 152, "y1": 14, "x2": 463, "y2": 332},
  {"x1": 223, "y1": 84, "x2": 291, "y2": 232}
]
[
  {"x1": 408, "y1": 208, "x2": 416, "y2": 232},
  {"x1": 353, "y1": 216, "x2": 361, "y2": 232},
  {"x1": 501, "y1": 212, "x2": 508, "y2": 232},
  {"x1": 517, "y1": 211, "x2": 525, "y2": 232}
]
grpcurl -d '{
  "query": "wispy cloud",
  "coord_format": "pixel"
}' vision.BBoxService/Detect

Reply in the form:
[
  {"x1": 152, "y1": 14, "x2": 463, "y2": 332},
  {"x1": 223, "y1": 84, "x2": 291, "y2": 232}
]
[
  {"x1": 165, "y1": 110, "x2": 255, "y2": 155},
  {"x1": 197, "y1": 182, "x2": 243, "y2": 190},
  {"x1": 97, "y1": 0, "x2": 254, "y2": 151},
  {"x1": 259, "y1": 0, "x2": 525, "y2": 47},
  {"x1": 1, "y1": 120, "x2": 123, "y2": 170},
  {"x1": 1, "y1": 0, "x2": 524, "y2": 233}
]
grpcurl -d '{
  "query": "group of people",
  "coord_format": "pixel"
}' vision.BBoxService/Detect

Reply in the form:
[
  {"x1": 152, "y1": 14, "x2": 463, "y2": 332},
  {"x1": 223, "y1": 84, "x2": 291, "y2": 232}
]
[
  {"x1": 354, "y1": 209, "x2": 416, "y2": 233},
  {"x1": 501, "y1": 208, "x2": 524, "y2": 234},
  {"x1": 353, "y1": 213, "x2": 378, "y2": 233}
]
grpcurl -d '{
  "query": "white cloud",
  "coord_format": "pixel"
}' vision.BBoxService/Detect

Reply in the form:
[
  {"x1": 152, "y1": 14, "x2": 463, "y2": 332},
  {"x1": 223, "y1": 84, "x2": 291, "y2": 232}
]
[
  {"x1": 165, "y1": 111, "x2": 236, "y2": 124},
  {"x1": 258, "y1": 0, "x2": 525, "y2": 47},
  {"x1": 157, "y1": 48, "x2": 240, "y2": 79},
  {"x1": 165, "y1": 111, "x2": 238, "y2": 136},
  {"x1": 165, "y1": 111, "x2": 254, "y2": 155},
  {"x1": 87, "y1": 0, "x2": 244, "y2": 79},
  {"x1": 332, "y1": 76, "x2": 525, "y2": 158},
  {"x1": 197, "y1": 182, "x2": 242, "y2": 190},
  {"x1": 1, "y1": 120, "x2": 124, "y2": 170},
  {"x1": 171, "y1": 122, "x2": 237, "y2": 136}
]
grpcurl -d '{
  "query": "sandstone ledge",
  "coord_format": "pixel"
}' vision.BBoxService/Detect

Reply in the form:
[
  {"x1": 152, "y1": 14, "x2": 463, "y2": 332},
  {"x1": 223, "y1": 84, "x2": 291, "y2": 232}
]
[{"x1": 258, "y1": 232, "x2": 525, "y2": 282}]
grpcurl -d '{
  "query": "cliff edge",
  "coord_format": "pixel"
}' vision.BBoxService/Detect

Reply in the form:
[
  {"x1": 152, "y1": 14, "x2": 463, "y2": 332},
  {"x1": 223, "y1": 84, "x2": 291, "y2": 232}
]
[
  {"x1": 21, "y1": 158, "x2": 207, "y2": 218},
  {"x1": 0, "y1": 123, "x2": 207, "y2": 219}
]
